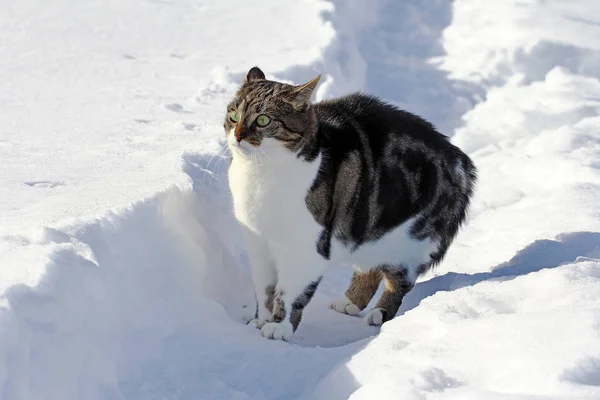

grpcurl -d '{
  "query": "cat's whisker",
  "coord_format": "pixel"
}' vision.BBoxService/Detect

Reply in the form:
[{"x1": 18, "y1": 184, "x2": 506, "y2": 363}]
[
  {"x1": 202, "y1": 152, "x2": 220, "y2": 187},
  {"x1": 212, "y1": 143, "x2": 230, "y2": 176},
  {"x1": 214, "y1": 146, "x2": 231, "y2": 172},
  {"x1": 203, "y1": 142, "x2": 229, "y2": 187},
  {"x1": 253, "y1": 151, "x2": 260, "y2": 169},
  {"x1": 296, "y1": 135, "x2": 312, "y2": 149},
  {"x1": 257, "y1": 147, "x2": 269, "y2": 164}
]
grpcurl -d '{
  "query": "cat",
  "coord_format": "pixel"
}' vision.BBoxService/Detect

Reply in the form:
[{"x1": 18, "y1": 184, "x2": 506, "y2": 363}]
[{"x1": 225, "y1": 67, "x2": 476, "y2": 341}]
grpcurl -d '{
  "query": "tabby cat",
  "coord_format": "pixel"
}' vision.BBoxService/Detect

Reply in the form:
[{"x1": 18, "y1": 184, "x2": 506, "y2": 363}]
[{"x1": 225, "y1": 67, "x2": 476, "y2": 341}]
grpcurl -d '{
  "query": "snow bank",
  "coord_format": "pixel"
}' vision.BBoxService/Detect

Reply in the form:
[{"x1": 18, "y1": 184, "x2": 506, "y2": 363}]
[
  {"x1": 440, "y1": 0, "x2": 600, "y2": 85},
  {"x1": 0, "y1": 150, "x2": 377, "y2": 399}
]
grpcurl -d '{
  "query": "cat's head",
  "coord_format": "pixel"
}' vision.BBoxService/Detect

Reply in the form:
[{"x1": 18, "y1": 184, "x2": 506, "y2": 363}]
[{"x1": 224, "y1": 67, "x2": 320, "y2": 157}]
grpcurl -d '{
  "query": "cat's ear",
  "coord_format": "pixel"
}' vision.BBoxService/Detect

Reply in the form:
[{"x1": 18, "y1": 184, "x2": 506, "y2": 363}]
[
  {"x1": 246, "y1": 66, "x2": 266, "y2": 83},
  {"x1": 285, "y1": 75, "x2": 321, "y2": 110}
]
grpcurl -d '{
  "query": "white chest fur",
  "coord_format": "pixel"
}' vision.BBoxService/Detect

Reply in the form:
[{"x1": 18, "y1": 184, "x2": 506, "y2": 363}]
[{"x1": 228, "y1": 139, "x2": 323, "y2": 246}]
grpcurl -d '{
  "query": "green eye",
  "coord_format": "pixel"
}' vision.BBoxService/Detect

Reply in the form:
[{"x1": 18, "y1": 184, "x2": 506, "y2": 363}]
[
  {"x1": 229, "y1": 110, "x2": 240, "y2": 123},
  {"x1": 256, "y1": 115, "x2": 270, "y2": 127}
]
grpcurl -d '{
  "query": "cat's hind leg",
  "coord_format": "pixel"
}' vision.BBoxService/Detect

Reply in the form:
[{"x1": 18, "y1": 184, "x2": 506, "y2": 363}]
[
  {"x1": 330, "y1": 268, "x2": 382, "y2": 316},
  {"x1": 364, "y1": 266, "x2": 414, "y2": 326}
]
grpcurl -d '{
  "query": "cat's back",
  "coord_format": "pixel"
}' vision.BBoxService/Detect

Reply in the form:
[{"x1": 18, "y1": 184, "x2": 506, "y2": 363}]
[
  {"x1": 313, "y1": 92, "x2": 472, "y2": 176},
  {"x1": 314, "y1": 93, "x2": 444, "y2": 143},
  {"x1": 307, "y1": 92, "x2": 476, "y2": 266}
]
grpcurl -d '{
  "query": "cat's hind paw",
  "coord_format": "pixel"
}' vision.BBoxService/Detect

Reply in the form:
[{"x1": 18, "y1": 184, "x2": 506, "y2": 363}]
[
  {"x1": 247, "y1": 318, "x2": 269, "y2": 329},
  {"x1": 330, "y1": 296, "x2": 361, "y2": 316},
  {"x1": 261, "y1": 321, "x2": 293, "y2": 341},
  {"x1": 363, "y1": 307, "x2": 386, "y2": 326}
]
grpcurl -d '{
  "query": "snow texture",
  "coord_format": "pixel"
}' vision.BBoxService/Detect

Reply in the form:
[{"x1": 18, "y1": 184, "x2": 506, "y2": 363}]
[{"x1": 1, "y1": 0, "x2": 600, "y2": 399}]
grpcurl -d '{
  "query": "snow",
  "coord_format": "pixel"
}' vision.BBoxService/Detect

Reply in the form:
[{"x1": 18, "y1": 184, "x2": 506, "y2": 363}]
[
  {"x1": 0, "y1": 0, "x2": 331, "y2": 235},
  {"x1": 1, "y1": 0, "x2": 600, "y2": 399}
]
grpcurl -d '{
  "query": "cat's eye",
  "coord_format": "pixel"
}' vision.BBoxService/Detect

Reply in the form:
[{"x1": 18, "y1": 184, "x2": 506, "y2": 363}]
[
  {"x1": 229, "y1": 110, "x2": 240, "y2": 123},
  {"x1": 256, "y1": 115, "x2": 270, "y2": 127}
]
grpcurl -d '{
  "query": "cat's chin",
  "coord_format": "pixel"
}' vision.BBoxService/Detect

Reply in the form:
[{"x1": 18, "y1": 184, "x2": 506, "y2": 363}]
[
  {"x1": 228, "y1": 141, "x2": 253, "y2": 157},
  {"x1": 229, "y1": 138, "x2": 290, "y2": 161}
]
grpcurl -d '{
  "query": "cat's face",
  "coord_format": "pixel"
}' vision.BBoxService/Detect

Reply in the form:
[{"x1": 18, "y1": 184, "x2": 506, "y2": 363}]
[{"x1": 224, "y1": 67, "x2": 320, "y2": 157}]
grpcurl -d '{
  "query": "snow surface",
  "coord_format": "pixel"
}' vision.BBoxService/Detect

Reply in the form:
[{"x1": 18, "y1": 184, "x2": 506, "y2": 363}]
[{"x1": 1, "y1": 0, "x2": 600, "y2": 399}]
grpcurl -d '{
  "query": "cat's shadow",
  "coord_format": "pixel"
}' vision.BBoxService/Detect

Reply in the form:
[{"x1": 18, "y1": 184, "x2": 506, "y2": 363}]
[{"x1": 399, "y1": 231, "x2": 600, "y2": 317}]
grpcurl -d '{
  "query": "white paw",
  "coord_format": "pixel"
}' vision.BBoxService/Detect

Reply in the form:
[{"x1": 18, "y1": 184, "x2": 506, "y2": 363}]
[
  {"x1": 247, "y1": 318, "x2": 269, "y2": 329},
  {"x1": 261, "y1": 321, "x2": 293, "y2": 341},
  {"x1": 364, "y1": 308, "x2": 385, "y2": 326},
  {"x1": 330, "y1": 296, "x2": 361, "y2": 316}
]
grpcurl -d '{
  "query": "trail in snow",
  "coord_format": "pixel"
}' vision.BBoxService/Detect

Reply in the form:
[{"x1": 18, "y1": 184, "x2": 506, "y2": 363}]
[{"x1": 1, "y1": 0, "x2": 600, "y2": 399}]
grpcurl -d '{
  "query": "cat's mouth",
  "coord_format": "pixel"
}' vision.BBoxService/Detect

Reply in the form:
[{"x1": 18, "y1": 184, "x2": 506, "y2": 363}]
[
  {"x1": 229, "y1": 137, "x2": 254, "y2": 155},
  {"x1": 228, "y1": 130, "x2": 263, "y2": 154}
]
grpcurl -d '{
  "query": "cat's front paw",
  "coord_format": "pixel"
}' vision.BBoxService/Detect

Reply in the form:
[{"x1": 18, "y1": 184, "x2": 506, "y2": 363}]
[
  {"x1": 330, "y1": 296, "x2": 361, "y2": 316},
  {"x1": 261, "y1": 321, "x2": 294, "y2": 341},
  {"x1": 247, "y1": 318, "x2": 269, "y2": 329},
  {"x1": 363, "y1": 307, "x2": 386, "y2": 326}
]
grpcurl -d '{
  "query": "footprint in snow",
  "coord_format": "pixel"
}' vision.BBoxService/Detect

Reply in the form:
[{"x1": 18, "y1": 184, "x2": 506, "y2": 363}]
[
  {"x1": 24, "y1": 180, "x2": 65, "y2": 188},
  {"x1": 182, "y1": 122, "x2": 197, "y2": 131},
  {"x1": 163, "y1": 103, "x2": 192, "y2": 113}
]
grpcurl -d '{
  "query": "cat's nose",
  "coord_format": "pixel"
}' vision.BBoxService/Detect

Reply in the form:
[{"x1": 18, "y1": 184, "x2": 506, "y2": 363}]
[{"x1": 235, "y1": 125, "x2": 246, "y2": 142}]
